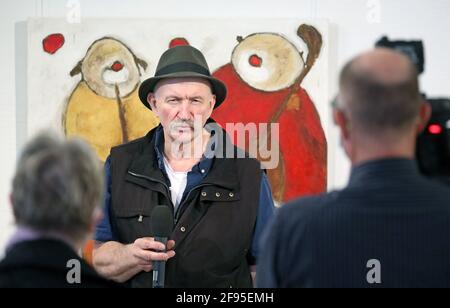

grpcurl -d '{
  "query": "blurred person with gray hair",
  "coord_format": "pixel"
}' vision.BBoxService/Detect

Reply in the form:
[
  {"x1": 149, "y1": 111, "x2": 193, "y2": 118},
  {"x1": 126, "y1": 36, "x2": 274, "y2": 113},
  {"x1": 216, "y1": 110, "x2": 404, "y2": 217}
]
[{"x1": 0, "y1": 132, "x2": 117, "y2": 288}]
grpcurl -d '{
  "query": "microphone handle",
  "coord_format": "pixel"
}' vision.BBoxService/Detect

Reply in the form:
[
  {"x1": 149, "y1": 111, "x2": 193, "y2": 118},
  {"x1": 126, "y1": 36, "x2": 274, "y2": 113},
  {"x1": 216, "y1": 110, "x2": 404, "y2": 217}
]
[{"x1": 152, "y1": 236, "x2": 168, "y2": 288}]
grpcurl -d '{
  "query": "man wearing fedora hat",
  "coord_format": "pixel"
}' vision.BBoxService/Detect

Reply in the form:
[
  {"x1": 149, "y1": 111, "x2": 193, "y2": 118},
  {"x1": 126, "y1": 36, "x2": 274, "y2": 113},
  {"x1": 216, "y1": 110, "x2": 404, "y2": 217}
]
[{"x1": 92, "y1": 45, "x2": 275, "y2": 288}]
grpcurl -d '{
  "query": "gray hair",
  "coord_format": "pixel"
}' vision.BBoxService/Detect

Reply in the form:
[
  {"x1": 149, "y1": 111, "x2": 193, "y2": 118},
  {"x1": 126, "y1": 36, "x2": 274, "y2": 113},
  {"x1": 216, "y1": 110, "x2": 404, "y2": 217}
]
[{"x1": 11, "y1": 131, "x2": 103, "y2": 242}]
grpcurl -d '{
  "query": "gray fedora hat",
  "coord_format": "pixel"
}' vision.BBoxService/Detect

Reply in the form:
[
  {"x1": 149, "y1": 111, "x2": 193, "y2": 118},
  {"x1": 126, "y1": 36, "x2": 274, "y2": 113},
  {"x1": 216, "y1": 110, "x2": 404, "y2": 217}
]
[{"x1": 138, "y1": 45, "x2": 227, "y2": 109}]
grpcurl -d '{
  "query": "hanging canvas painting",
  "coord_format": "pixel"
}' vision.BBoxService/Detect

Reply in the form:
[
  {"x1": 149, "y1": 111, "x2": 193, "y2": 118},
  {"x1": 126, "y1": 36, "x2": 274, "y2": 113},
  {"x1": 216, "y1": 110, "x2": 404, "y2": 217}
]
[{"x1": 26, "y1": 18, "x2": 330, "y2": 204}]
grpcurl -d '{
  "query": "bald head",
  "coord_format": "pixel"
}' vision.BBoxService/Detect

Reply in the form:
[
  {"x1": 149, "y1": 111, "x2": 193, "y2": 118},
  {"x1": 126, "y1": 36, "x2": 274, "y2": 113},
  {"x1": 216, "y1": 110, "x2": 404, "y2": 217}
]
[
  {"x1": 352, "y1": 48, "x2": 415, "y2": 84},
  {"x1": 338, "y1": 48, "x2": 421, "y2": 135}
]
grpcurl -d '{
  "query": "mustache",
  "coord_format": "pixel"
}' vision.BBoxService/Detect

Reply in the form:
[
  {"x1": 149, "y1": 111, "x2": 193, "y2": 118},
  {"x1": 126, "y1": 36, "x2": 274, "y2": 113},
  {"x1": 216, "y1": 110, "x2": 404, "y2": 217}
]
[{"x1": 170, "y1": 120, "x2": 195, "y2": 130}]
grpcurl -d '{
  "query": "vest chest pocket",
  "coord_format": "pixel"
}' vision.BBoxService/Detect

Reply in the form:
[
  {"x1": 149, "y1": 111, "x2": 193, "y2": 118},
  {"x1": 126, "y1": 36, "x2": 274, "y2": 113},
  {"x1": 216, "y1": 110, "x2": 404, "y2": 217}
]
[{"x1": 113, "y1": 209, "x2": 154, "y2": 242}]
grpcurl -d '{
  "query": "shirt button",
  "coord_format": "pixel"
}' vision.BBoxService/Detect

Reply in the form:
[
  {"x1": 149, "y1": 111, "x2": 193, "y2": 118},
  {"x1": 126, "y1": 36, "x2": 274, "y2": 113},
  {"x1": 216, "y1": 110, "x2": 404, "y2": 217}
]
[
  {"x1": 229, "y1": 192, "x2": 234, "y2": 197},
  {"x1": 201, "y1": 169, "x2": 205, "y2": 174},
  {"x1": 201, "y1": 192, "x2": 207, "y2": 197},
  {"x1": 216, "y1": 192, "x2": 221, "y2": 197},
  {"x1": 180, "y1": 226, "x2": 186, "y2": 232}
]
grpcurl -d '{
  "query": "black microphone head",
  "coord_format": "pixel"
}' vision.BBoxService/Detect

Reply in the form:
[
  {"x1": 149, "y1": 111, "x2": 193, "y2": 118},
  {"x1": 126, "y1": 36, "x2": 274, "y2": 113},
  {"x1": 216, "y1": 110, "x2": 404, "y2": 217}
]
[{"x1": 151, "y1": 205, "x2": 173, "y2": 237}]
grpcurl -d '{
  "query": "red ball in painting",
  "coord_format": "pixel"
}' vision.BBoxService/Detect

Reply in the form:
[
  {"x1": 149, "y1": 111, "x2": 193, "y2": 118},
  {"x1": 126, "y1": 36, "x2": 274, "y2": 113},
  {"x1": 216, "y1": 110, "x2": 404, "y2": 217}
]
[
  {"x1": 42, "y1": 33, "x2": 65, "y2": 54},
  {"x1": 212, "y1": 25, "x2": 327, "y2": 204}
]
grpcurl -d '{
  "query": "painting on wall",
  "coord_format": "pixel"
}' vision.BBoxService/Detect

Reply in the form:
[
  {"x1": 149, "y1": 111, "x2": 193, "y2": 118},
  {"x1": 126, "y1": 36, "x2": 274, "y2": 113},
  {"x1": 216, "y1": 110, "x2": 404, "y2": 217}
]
[
  {"x1": 27, "y1": 18, "x2": 330, "y2": 204},
  {"x1": 64, "y1": 37, "x2": 159, "y2": 161}
]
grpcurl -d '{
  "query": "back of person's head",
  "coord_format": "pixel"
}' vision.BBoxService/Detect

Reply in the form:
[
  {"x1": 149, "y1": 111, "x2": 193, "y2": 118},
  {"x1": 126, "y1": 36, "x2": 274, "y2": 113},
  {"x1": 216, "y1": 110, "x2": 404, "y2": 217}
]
[
  {"x1": 11, "y1": 131, "x2": 103, "y2": 244},
  {"x1": 338, "y1": 48, "x2": 422, "y2": 137}
]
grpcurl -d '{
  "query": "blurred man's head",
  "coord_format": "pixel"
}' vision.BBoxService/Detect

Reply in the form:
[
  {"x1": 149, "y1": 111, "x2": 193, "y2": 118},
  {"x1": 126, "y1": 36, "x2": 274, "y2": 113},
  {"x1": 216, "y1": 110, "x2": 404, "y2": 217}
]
[
  {"x1": 11, "y1": 132, "x2": 103, "y2": 247},
  {"x1": 334, "y1": 48, "x2": 431, "y2": 164}
]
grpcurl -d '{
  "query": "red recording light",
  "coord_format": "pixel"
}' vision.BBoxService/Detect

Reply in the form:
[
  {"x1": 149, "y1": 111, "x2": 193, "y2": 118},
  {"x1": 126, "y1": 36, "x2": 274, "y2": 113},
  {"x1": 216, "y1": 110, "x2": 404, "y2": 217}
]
[{"x1": 428, "y1": 124, "x2": 443, "y2": 135}]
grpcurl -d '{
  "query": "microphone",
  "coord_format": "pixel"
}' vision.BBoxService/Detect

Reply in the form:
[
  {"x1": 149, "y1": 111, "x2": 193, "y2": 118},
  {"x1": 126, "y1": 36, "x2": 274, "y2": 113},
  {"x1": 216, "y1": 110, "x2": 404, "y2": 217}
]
[{"x1": 150, "y1": 205, "x2": 173, "y2": 288}]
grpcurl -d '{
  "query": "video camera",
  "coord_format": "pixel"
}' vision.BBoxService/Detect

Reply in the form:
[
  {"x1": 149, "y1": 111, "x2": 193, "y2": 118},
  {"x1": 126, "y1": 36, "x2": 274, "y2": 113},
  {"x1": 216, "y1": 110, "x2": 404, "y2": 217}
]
[
  {"x1": 376, "y1": 36, "x2": 450, "y2": 184},
  {"x1": 417, "y1": 98, "x2": 450, "y2": 184}
]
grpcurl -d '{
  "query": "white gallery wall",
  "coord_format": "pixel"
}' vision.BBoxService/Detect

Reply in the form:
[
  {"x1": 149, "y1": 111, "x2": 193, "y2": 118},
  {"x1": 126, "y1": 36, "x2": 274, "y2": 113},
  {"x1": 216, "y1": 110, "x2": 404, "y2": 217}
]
[{"x1": 1, "y1": 0, "x2": 449, "y2": 254}]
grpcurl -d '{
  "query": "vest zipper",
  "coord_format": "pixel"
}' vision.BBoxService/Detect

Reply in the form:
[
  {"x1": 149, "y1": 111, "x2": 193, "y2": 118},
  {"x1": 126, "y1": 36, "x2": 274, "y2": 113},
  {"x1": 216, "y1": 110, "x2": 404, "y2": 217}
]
[
  {"x1": 128, "y1": 171, "x2": 227, "y2": 227},
  {"x1": 173, "y1": 183, "x2": 215, "y2": 224},
  {"x1": 127, "y1": 171, "x2": 176, "y2": 222}
]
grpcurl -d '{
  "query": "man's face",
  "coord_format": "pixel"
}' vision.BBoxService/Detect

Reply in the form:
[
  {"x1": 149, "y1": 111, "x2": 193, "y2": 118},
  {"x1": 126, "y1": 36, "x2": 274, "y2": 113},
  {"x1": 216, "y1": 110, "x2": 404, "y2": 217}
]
[{"x1": 148, "y1": 77, "x2": 216, "y2": 144}]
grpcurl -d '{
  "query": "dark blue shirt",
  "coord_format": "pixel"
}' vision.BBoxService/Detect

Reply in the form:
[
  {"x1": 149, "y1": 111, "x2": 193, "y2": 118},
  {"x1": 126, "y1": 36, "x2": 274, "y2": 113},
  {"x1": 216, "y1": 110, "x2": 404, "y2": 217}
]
[
  {"x1": 95, "y1": 128, "x2": 275, "y2": 260},
  {"x1": 257, "y1": 159, "x2": 450, "y2": 287}
]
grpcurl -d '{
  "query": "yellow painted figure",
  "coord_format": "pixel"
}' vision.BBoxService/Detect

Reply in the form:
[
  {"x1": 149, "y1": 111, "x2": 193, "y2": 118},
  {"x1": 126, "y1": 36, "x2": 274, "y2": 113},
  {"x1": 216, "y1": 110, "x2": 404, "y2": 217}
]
[{"x1": 64, "y1": 37, "x2": 159, "y2": 161}]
